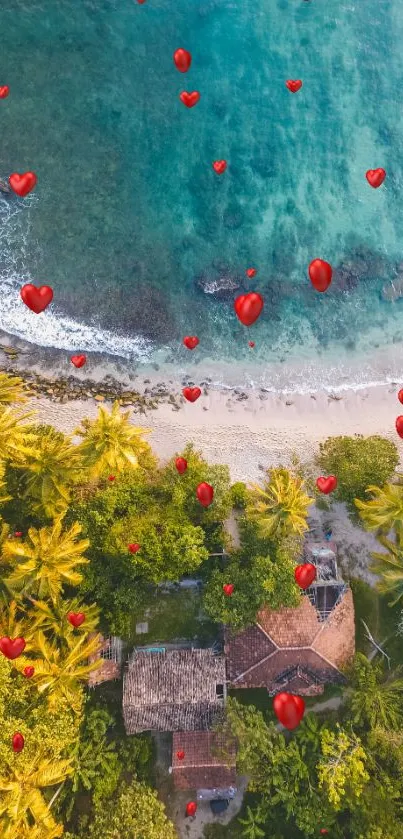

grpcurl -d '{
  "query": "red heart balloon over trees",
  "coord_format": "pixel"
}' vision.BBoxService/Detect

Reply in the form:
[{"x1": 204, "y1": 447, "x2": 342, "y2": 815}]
[
  {"x1": 273, "y1": 692, "x2": 305, "y2": 730},
  {"x1": 68, "y1": 612, "x2": 86, "y2": 628},
  {"x1": 0, "y1": 637, "x2": 26, "y2": 660},
  {"x1": 173, "y1": 49, "x2": 192, "y2": 73},
  {"x1": 20, "y1": 284, "x2": 53, "y2": 313},
  {"x1": 308, "y1": 259, "x2": 332, "y2": 292},
  {"x1": 12, "y1": 732, "x2": 25, "y2": 753},
  {"x1": 223, "y1": 583, "x2": 234, "y2": 596},
  {"x1": 294, "y1": 563, "x2": 316, "y2": 589},
  {"x1": 180, "y1": 91, "x2": 200, "y2": 108},
  {"x1": 234, "y1": 292, "x2": 264, "y2": 326},
  {"x1": 366, "y1": 168, "x2": 386, "y2": 188},
  {"x1": 183, "y1": 387, "x2": 201, "y2": 402},
  {"x1": 186, "y1": 802, "x2": 197, "y2": 817},
  {"x1": 196, "y1": 482, "x2": 214, "y2": 507},
  {"x1": 175, "y1": 457, "x2": 188, "y2": 474},
  {"x1": 23, "y1": 666, "x2": 35, "y2": 678},
  {"x1": 9, "y1": 172, "x2": 37, "y2": 196},
  {"x1": 183, "y1": 336, "x2": 199, "y2": 350},
  {"x1": 128, "y1": 543, "x2": 141, "y2": 554},
  {"x1": 316, "y1": 475, "x2": 337, "y2": 494}
]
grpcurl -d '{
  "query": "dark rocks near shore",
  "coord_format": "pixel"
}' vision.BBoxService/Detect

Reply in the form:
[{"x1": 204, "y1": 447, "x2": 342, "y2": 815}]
[{"x1": 195, "y1": 266, "x2": 242, "y2": 298}]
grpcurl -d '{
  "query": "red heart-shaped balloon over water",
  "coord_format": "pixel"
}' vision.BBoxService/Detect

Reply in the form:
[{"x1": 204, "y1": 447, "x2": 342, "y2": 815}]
[
  {"x1": 294, "y1": 563, "x2": 316, "y2": 589},
  {"x1": 173, "y1": 49, "x2": 192, "y2": 73},
  {"x1": 9, "y1": 172, "x2": 37, "y2": 196},
  {"x1": 234, "y1": 292, "x2": 264, "y2": 326},
  {"x1": 273, "y1": 692, "x2": 305, "y2": 730},
  {"x1": 366, "y1": 168, "x2": 386, "y2": 188},
  {"x1": 248, "y1": 341, "x2": 255, "y2": 348},
  {"x1": 183, "y1": 387, "x2": 201, "y2": 402},
  {"x1": 71, "y1": 354, "x2": 86, "y2": 368},
  {"x1": 246, "y1": 268, "x2": 256, "y2": 278},
  {"x1": 308, "y1": 259, "x2": 332, "y2": 292},
  {"x1": 68, "y1": 612, "x2": 86, "y2": 628},
  {"x1": 12, "y1": 732, "x2": 24, "y2": 753},
  {"x1": 128, "y1": 543, "x2": 141, "y2": 554},
  {"x1": 175, "y1": 457, "x2": 188, "y2": 474},
  {"x1": 186, "y1": 802, "x2": 197, "y2": 817},
  {"x1": 20, "y1": 284, "x2": 53, "y2": 313},
  {"x1": 23, "y1": 666, "x2": 35, "y2": 678},
  {"x1": 183, "y1": 336, "x2": 199, "y2": 350},
  {"x1": 223, "y1": 583, "x2": 234, "y2": 595},
  {"x1": 180, "y1": 91, "x2": 200, "y2": 108},
  {"x1": 0, "y1": 637, "x2": 26, "y2": 660},
  {"x1": 396, "y1": 416, "x2": 403, "y2": 438},
  {"x1": 286, "y1": 80, "x2": 302, "y2": 92},
  {"x1": 176, "y1": 750, "x2": 185, "y2": 760},
  {"x1": 196, "y1": 482, "x2": 214, "y2": 507},
  {"x1": 212, "y1": 160, "x2": 227, "y2": 174},
  {"x1": 398, "y1": 389, "x2": 403, "y2": 405},
  {"x1": 0, "y1": 86, "x2": 10, "y2": 98},
  {"x1": 316, "y1": 475, "x2": 337, "y2": 494}
]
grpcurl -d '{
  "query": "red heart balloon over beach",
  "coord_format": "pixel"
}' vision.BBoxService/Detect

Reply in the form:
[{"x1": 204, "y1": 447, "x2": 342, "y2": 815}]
[
  {"x1": 234, "y1": 292, "x2": 264, "y2": 327},
  {"x1": 180, "y1": 91, "x2": 200, "y2": 108},
  {"x1": 176, "y1": 750, "x2": 185, "y2": 760},
  {"x1": 20, "y1": 284, "x2": 53, "y2": 313},
  {"x1": 316, "y1": 475, "x2": 337, "y2": 494},
  {"x1": 23, "y1": 666, "x2": 35, "y2": 678},
  {"x1": 273, "y1": 692, "x2": 305, "y2": 730},
  {"x1": 173, "y1": 49, "x2": 192, "y2": 73},
  {"x1": 128, "y1": 543, "x2": 141, "y2": 554},
  {"x1": 308, "y1": 259, "x2": 333, "y2": 292},
  {"x1": 0, "y1": 86, "x2": 10, "y2": 99},
  {"x1": 366, "y1": 168, "x2": 386, "y2": 188},
  {"x1": 9, "y1": 172, "x2": 37, "y2": 196},
  {"x1": 175, "y1": 457, "x2": 188, "y2": 474},
  {"x1": 183, "y1": 336, "x2": 199, "y2": 350},
  {"x1": 12, "y1": 732, "x2": 25, "y2": 753},
  {"x1": 223, "y1": 583, "x2": 234, "y2": 596},
  {"x1": 246, "y1": 268, "x2": 256, "y2": 278},
  {"x1": 196, "y1": 482, "x2": 214, "y2": 507},
  {"x1": 186, "y1": 802, "x2": 197, "y2": 817},
  {"x1": 71, "y1": 354, "x2": 86, "y2": 368},
  {"x1": 248, "y1": 341, "x2": 255, "y2": 348},
  {"x1": 398, "y1": 389, "x2": 403, "y2": 405},
  {"x1": 68, "y1": 612, "x2": 86, "y2": 628},
  {"x1": 396, "y1": 416, "x2": 403, "y2": 438},
  {"x1": 212, "y1": 160, "x2": 227, "y2": 174},
  {"x1": 183, "y1": 387, "x2": 201, "y2": 402},
  {"x1": 294, "y1": 562, "x2": 316, "y2": 589},
  {"x1": 0, "y1": 637, "x2": 26, "y2": 660},
  {"x1": 286, "y1": 80, "x2": 302, "y2": 92}
]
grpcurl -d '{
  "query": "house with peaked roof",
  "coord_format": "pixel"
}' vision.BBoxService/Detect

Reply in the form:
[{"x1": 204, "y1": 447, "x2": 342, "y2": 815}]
[
  {"x1": 171, "y1": 731, "x2": 237, "y2": 801},
  {"x1": 225, "y1": 542, "x2": 355, "y2": 696}
]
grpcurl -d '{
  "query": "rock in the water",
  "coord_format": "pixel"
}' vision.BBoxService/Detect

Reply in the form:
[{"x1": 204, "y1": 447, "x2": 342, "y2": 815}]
[
  {"x1": 382, "y1": 276, "x2": 403, "y2": 302},
  {"x1": 196, "y1": 271, "x2": 241, "y2": 298}
]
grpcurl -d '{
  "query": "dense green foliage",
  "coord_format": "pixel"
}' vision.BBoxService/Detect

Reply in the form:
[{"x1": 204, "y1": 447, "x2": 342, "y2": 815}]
[{"x1": 317, "y1": 435, "x2": 399, "y2": 508}]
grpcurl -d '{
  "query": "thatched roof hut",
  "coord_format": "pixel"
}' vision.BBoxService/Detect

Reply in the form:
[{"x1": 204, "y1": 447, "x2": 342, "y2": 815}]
[{"x1": 123, "y1": 649, "x2": 226, "y2": 734}]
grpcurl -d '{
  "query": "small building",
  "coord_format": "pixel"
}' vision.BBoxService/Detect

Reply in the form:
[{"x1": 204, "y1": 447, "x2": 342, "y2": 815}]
[
  {"x1": 172, "y1": 731, "x2": 237, "y2": 801},
  {"x1": 123, "y1": 648, "x2": 226, "y2": 734},
  {"x1": 225, "y1": 542, "x2": 355, "y2": 696},
  {"x1": 88, "y1": 635, "x2": 123, "y2": 688}
]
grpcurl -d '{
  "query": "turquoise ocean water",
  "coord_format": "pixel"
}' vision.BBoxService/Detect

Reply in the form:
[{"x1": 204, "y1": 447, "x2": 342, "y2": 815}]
[{"x1": 1, "y1": 0, "x2": 403, "y2": 391}]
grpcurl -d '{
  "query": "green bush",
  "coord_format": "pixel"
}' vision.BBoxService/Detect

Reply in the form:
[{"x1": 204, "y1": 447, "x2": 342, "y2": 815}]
[
  {"x1": 230, "y1": 482, "x2": 248, "y2": 510},
  {"x1": 317, "y1": 435, "x2": 399, "y2": 508}
]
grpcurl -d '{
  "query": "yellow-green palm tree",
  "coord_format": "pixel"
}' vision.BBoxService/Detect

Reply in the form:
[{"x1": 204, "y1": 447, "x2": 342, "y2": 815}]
[
  {"x1": 21, "y1": 630, "x2": 103, "y2": 713},
  {"x1": 17, "y1": 426, "x2": 83, "y2": 519},
  {"x1": 27, "y1": 596, "x2": 100, "y2": 647},
  {"x1": 355, "y1": 477, "x2": 403, "y2": 535},
  {"x1": 247, "y1": 467, "x2": 313, "y2": 540},
  {"x1": 0, "y1": 406, "x2": 36, "y2": 465},
  {"x1": 0, "y1": 752, "x2": 72, "y2": 838},
  {"x1": 0, "y1": 599, "x2": 35, "y2": 644},
  {"x1": 75, "y1": 400, "x2": 151, "y2": 479},
  {"x1": 0, "y1": 371, "x2": 27, "y2": 405},
  {"x1": 369, "y1": 530, "x2": 403, "y2": 606},
  {"x1": 2, "y1": 520, "x2": 89, "y2": 603},
  {"x1": 0, "y1": 461, "x2": 11, "y2": 506}
]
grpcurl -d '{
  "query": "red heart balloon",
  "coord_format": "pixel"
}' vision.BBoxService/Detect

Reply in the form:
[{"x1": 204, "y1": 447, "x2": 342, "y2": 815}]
[
  {"x1": 183, "y1": 387, "x2": 201, "y2": 402},
  {"x1": 366, "y1": 168, "x2": 386, "y2": 188},
  {"x1": 183, "y1": 336, "x2": 199, "y2": 350},
  {"x1": 234, "y1": 292, "x2": 264, "y2": 327},
  {"x1": 294, "y1": 562, "x2": 316, "y2": 589},
  {"x1": 248, "y1": 341, "x2": 255, "y2": 348},
  {"x1": 9, "y1": 172, "x2": 37, "y2": 197},
  {"x1": 176, "y1": 750, "x2": 185, "y2": 760},
  {"x1": 286, "y1": 79, "x2": 302, "y2": 92},
  {"x1": 180, "y1": 91, "x2": 200, "y2": 108},
  {"x1": 396, "y1": 416, "x2": 403, "y2": 438},
  {"x1": 108, "y1": 475, "x2": 116, "y2": 481},
  {"x1": 246, "y1": 268, "x2": 256, "y2": 278},
  {"x1": 273, "y1": 692, "x2": 305, "y2": 730},
  {"x1": 0, "y1": 86, "x2": 10, "y2": 99},
  {"x1": 186, "y1": 802, "x2": 197, "y2": 817},
  {"x1": 398, "y1": 389, "x2": 403, "y2": 405},
  {"x1": 68, "y1": 612, "x2": 86, "y2": 628},
  {"x1": 71, "y1": 354, "x2": 86, "y2": 368},
  {"x1": 175, "y1": 457, "x2": 188, "y2": 474},
  {"x1": 12, "y1": 732, "x2": 24, "y2": 753},
  {"x1": 308, "y1": 259, "x2": 333, "y2": 292},
  {"x1": 316, "y1": 475, "x2": 337, "y2": 494},
  {"x1": 14, "y1": 532, "x2": 22, "y2": 537},
  {"x1": 196, "y1": 482, "x2": 214, "y2": 507},
  {"x1": 212, "y1": 160, "x2": 227, "y2": 174},
  {"x1": 173, "y1": 49, "x2": 192, "y2": 73},
  {"x1": 137, "y1": 0, "x2": 146, "y2": 4},
  {"x1": 128, "y1": 543, "x2": 141, "y2": 554},
  {"x1": 0, "y1": 637, "x2": 26, "y2": 660},
  {"x1": 223, "y1": 583, "x2": 234, "y2": 596},
  {"x1": 23, "y1": 666, "x2": 35, "y2": 678},
  {"x1": 20, "y1": 284, "x2": 53, "y2": 313}
]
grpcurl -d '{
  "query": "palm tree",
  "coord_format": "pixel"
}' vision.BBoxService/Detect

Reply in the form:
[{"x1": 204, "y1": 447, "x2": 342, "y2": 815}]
[
  {"x1": 0, "y1": 406, "x2": 36, "y2": 465},
  {"x1": 369, "y1": 530, "x2": 403, "y2": 606},
  {"x1": 355, "y1": 477, "x2": 403, "y2": 536},
  {"x1": 27, "y1": 596, "x2": 100, "y2": 647},
  {"x1": 0, "y1": 751, "x2": 72, "y2": 838},
  {"x1": 247, "y1": 467, "x2": 313, "y2": 540},
  {"x1": 16, "y1": 426, "x2": 83, "y2": 519},
  {"x1": 346, "y1": 653, "x2": 403, "y2": 730},
  {"x1": 0, "y1": 372, "x2": 27, "y2": 405},
  {"x1": 238, "y1": 805, "x2": 266, "y2": 839},
  {"x1": 0, "y1": 599, "x2": 34, "y2": 643},
  {"x1": 0, "y1": 461, "x2": 11, "y2": 506},
  {"x1": 2, "y1": 520, "x2": 89, "y2": 604},
  {"x1": 75, "y1": 400, "x2": 151, "y2": 479},
  {"x1": 21, "y1": 630, "x2": 103, "y2": 713}
]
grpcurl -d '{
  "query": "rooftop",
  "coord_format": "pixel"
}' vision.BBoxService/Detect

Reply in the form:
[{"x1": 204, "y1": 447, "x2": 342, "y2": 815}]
[{"x1": 172, "y1": 731, "x2": 237, "y2": 792}]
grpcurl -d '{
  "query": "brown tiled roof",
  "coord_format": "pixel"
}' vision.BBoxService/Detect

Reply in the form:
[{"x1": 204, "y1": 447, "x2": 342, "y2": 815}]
[
  {"x1": 172, "y1": 731, "x2": 236, "y2": 790},
  {"x1": 226, "y1": 588, "x2": 355, "y2": 694}
]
